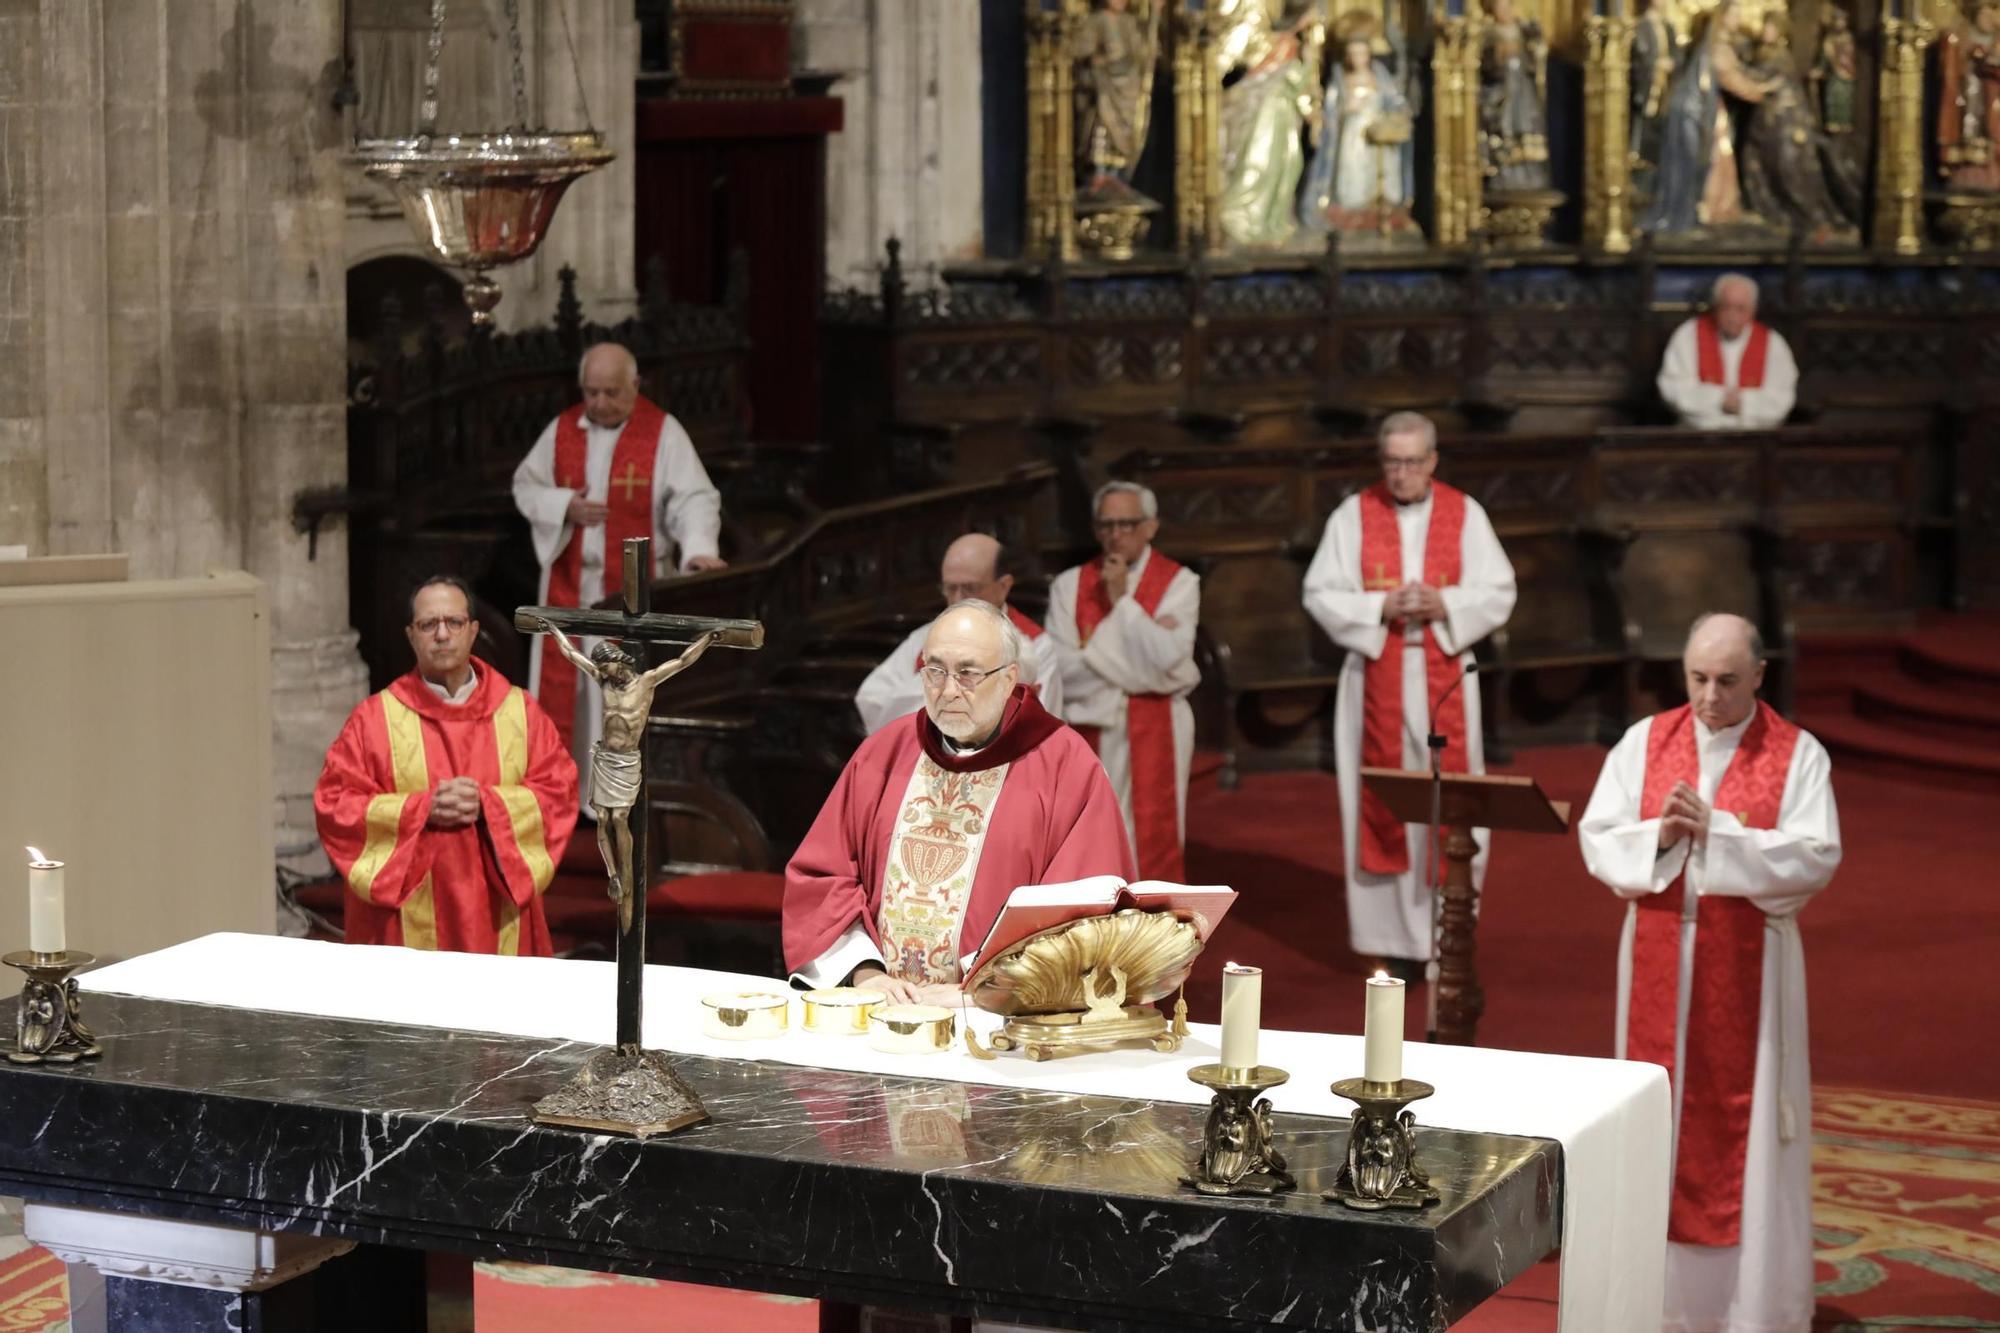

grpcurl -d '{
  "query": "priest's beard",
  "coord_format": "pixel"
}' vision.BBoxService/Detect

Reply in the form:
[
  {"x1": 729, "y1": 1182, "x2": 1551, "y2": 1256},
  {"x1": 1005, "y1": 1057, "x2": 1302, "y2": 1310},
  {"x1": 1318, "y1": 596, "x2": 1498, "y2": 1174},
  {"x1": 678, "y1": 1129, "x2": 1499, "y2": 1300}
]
[{"x1": 931, "y1": 707, "x2": 1001, "y2": 749}]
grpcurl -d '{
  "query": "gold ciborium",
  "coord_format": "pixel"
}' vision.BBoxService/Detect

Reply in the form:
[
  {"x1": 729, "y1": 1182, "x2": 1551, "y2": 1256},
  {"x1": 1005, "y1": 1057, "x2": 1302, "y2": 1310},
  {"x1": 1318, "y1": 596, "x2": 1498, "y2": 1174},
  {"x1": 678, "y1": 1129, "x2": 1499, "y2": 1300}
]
[{"x1": 966, "y1": 908, "x2": 1201, "y2": 1061}]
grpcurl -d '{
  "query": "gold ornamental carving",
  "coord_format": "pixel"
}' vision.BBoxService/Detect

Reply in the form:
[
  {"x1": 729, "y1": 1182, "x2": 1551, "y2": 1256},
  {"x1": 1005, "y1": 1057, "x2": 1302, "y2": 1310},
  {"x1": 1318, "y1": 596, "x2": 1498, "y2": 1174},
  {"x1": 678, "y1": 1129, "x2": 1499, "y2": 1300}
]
[
  {"x1": 966, "y1": 908, "x2": 1201, "y2": 1060},
  {"x1": 1582, "y1": 13, "x2": 1637, "y2": 253},
  {"x1": 1431, "y1": 8, "x2": 1486, "y2": 248},
  {"x1": 1026, "y1": 3, "x2": 1082, "y2": 260},
  {"x1": 1873, "y1": 11, "x2": 1936, "y2": 255}
]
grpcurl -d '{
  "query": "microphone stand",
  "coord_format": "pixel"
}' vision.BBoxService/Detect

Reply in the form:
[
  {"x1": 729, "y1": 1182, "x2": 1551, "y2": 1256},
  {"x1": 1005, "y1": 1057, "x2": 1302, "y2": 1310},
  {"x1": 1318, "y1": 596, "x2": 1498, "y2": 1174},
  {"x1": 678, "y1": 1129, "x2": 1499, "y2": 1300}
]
[{"x1": 1424, "y1": 661, "x2": 1479, "y2": 1044}]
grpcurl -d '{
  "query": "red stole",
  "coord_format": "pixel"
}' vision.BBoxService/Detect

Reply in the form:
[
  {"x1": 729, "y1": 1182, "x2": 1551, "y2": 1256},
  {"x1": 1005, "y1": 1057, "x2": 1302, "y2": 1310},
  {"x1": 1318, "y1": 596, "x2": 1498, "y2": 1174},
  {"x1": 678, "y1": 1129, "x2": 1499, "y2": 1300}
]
[
  {"x1": 538, "y1": 397, "x2": 666, "y2": 749},
  {"x1": 1356, "y1": 482, "x2": 1468, "y2": 876},
  {"x1": 1694, "y1": 316, "x2": 1770, "y2": 389},
  {"x1": 1628, "y1": 701, "x2": 1799, "y2": 1247},
  {"x1": 1072, "y1": 552, "x2": 1185, "y2": 881}
]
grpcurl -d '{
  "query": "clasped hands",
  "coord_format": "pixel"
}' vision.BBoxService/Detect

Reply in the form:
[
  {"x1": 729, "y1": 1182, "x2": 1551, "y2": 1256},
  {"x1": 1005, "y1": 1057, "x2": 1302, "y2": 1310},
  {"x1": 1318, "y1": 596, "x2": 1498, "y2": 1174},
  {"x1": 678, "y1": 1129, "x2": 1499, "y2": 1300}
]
[
  {"x1": 1721, "y1": 388, "x2": 1744, "y2": 416},
  {"x1": 1381, "y1": 581, "x2": 1447, "y2": 623},
  {"x1": 426, "y1": 776, "x2": 483, "y2": 830},
  {"x1": 1657, "y1": 779, "x2": 1711, "y2": 851},
  {"x1": 851, "y1": 964, "x2": 962, "y2": 1008},
  {"x1": 561, "y1": 493, "x2": 728, "y2": 572}
]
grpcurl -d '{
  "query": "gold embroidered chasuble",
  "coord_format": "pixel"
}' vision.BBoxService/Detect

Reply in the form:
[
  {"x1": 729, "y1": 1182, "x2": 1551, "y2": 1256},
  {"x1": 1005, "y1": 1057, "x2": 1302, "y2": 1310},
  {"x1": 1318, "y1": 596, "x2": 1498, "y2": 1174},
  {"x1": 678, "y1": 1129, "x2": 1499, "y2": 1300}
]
[{"x1": 876, "y1": 753, "x2": 1012, "y2": 983}]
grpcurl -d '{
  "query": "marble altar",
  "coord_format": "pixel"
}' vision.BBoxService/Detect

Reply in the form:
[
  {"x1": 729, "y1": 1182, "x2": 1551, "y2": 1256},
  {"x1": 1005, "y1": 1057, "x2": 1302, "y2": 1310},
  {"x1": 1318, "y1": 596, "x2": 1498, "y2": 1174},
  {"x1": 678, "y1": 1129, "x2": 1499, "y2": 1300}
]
[{"x1": 0, "y1": 935, "x2": 1669, "y2": 1331}]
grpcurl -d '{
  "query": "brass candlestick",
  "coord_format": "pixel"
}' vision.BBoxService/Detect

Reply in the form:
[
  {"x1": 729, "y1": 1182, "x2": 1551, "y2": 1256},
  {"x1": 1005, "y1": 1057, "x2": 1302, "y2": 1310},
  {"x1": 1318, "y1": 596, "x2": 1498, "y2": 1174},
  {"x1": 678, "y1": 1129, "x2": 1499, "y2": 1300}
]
[
  {"x1": 4, "y1": 951, "x2": 102, "y2": 1065},
  {"x1": 1179, "y1": 1064, "x2": 1296, "y2": 1197},
  {"x1": 1324, "y1": 1077, "x2": 1440, "y2": 1211}
]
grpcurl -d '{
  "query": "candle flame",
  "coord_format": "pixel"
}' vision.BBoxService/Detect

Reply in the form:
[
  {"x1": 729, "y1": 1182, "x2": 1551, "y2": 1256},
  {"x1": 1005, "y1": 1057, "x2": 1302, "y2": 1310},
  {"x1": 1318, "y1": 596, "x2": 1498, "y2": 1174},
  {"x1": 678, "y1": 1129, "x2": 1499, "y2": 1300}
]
[
  {"x1": 1373, "y1": 968, "x2": 1389, "y2": 980},
  {"x1": 26, "y1": 847, "x2": 45, "y2": 864}
]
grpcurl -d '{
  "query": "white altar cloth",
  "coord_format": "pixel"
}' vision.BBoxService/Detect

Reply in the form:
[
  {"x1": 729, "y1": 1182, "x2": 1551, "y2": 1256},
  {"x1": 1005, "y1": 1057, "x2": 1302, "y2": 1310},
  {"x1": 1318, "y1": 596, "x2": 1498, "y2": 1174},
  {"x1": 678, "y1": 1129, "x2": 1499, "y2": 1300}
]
[{"x1": 84, "y1": 934, "x2": 1669, "y2": 1332}]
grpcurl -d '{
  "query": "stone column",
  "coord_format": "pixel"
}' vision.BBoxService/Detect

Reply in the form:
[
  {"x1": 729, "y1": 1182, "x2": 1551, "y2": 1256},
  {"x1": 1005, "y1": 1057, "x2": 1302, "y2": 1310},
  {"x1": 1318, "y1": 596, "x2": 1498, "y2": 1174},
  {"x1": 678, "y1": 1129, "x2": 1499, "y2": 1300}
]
[
  {"x1": 795, "y1": 0, "x2": 985, "y2": 288},
  {"x1": 0, "y1": 0, "x2": 366, "y2": 877}
]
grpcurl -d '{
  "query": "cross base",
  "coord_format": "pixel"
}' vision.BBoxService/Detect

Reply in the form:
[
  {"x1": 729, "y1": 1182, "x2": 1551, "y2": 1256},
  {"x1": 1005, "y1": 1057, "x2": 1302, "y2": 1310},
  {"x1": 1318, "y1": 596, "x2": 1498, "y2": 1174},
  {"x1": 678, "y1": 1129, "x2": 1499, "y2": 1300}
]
[{"x1": 531, "y1": 1046, "x2": 710, "y2": 1139}]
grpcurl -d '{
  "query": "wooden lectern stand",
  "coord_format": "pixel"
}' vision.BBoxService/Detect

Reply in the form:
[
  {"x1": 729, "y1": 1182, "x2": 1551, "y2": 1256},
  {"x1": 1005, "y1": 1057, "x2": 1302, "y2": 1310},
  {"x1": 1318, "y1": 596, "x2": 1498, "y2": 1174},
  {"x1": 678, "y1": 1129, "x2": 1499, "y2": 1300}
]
[{"x1": 1360, "y1": 769, "x2": 1571, "y2": 1046}]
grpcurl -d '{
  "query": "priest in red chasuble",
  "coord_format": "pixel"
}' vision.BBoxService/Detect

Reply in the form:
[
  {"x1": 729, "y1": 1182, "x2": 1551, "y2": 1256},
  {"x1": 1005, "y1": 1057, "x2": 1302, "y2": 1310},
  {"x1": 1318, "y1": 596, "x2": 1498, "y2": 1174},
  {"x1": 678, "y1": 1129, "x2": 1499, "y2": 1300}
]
[
  {"x1": 1045, "y1": 481, "x2": 1201, "y2": 881},
  {"x1": 785, "y1": 600, "x2": 1132, "y2": 1005},
  {"x1": 1303, "y1": 412, "x2": 1516, "y2": 968},
  {"x1": 511, "y1": 341, "x2": 726, "y2": 771},
  {"x1": 315, "y1": 577, "x2": 579, "y2": 957},
  {"x1": 1581, "y1": 613, "x2": 1841, "y2": 1333},
  {"x1": 1657, "y1": 272, "x2": 1798, "y2": 430}
]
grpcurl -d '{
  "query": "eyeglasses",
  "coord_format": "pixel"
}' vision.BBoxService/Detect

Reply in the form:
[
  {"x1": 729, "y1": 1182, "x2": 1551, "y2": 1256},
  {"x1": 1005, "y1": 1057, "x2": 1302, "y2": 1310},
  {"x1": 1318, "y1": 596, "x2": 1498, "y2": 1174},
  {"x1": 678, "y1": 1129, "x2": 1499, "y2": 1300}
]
[
  {"x1": 412, "y1": 616, "x2": 471, "y2": 635},
  {"x1": 920, "y1": 663, "x2": 1008, "y2": 693},
  {"x1": 1379, "y1": 455, "x2": 1433, "y2": 472},
  {"x1": 1094, "y1": 517, "x2": 1148, "y2": 533},
  {"x1": 939, "y1": 582, "x2": 993, "y2": 600}
]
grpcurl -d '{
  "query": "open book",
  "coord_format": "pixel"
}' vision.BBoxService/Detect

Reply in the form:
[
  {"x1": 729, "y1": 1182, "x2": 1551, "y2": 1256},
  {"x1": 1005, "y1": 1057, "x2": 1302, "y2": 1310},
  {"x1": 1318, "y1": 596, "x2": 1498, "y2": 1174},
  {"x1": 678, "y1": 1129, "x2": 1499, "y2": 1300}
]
[{"x1": 962, "y1": 876, "x2": 1237, "y2": 975}]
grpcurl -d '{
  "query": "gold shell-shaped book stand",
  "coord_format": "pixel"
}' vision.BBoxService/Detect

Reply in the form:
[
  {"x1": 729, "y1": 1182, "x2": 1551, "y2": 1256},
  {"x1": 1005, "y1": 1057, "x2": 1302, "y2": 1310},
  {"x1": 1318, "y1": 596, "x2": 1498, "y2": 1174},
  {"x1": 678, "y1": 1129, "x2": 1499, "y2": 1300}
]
[{"x1": 966, "y1": 908, "x2": 1203, "y2": 1061}]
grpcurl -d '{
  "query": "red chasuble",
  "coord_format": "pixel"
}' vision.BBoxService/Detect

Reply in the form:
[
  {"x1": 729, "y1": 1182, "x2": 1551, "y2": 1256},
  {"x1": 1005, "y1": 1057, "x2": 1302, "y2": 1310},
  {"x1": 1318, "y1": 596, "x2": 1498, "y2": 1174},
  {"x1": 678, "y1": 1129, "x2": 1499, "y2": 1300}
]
[
  {"x1": 1628, "y1": 701, "x2": 1799, "y2": 1246},
  {"x1": 1072, "y1": 553, "x2": 1187, "y2": 881},
  {"x1": 1694, "y1": 315, "x2": 1771, "y2": 388},
  {"x1": 783, "y1": 686, "x2": 1134, "y2": 977},
  {"x1": 1356, "y1": 482, "x2": 1468, "y2": 875},
  {"x1": 538, "y1": 396, "x2": 667, "y2": 750},
  {"x1": 315, "y1": 659, "x2": 580, "y2": 957}
]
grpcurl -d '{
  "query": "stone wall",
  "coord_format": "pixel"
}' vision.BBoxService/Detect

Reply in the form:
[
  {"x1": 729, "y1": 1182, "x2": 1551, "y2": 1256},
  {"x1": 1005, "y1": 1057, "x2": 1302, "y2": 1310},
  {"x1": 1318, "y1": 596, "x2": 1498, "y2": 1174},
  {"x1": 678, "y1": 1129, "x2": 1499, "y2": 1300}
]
[
  {"x1": 794, "y1": 0, "x2": 985, "y2": 288},
  {"x1": 0, "y1": 0, "x2": 365, "y2": 872}
]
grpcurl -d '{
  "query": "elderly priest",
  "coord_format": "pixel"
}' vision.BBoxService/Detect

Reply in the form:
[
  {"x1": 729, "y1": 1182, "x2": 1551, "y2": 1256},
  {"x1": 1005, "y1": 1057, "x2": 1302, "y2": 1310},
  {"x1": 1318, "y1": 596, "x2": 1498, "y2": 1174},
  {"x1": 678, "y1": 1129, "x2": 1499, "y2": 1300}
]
[
  {"x1": 315, "y1": 576, "x2": 579, "y2": 956},
  {"x1": 1580, "y1": 612, "x2": 1841, "y2": 1333},
  {"x1": 786, "y1": 599, "x2": 1132, "y2": 1006},
  {"x1": 1657, "y1": 273, "x2": 1799, "y2": 430}
]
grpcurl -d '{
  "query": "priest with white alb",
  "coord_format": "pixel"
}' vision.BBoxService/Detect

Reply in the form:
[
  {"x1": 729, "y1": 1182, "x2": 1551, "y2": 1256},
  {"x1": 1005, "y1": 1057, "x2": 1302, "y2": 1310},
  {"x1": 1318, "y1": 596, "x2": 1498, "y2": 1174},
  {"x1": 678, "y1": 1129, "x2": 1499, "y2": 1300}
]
[
  {"x1": 1046, "y1": 481, "x2": 1201, "y2": 882},
  {"x1": 1302, "y1": 412, "x2": 1516, "y2": 970},
  {"x1": 511, "y1": 341, "x2": 726, "y2": 773},
  {"x1": 1580, "y1": 612, "x2": 1841, "y2": 1333},
  {"x1": 1657, "y1": 273, "x2": 1799, "y2": 431}
]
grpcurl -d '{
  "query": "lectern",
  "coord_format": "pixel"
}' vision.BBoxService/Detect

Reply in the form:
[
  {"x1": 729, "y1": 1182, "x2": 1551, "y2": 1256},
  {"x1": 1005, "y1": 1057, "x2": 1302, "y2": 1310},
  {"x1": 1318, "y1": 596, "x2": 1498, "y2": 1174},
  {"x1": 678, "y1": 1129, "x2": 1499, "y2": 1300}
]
[{"x1": 1360, "y1": 769, "x2": 1571, "y2": 1046}]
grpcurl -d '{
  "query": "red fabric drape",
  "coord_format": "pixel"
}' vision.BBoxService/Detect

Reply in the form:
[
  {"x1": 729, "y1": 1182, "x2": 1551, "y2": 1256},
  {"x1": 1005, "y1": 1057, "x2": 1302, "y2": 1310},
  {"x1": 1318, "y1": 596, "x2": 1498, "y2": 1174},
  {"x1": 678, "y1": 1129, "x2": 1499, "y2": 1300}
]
[{"x1": 1627, "y1": 701, "x2": 1799, "y2": 1246}]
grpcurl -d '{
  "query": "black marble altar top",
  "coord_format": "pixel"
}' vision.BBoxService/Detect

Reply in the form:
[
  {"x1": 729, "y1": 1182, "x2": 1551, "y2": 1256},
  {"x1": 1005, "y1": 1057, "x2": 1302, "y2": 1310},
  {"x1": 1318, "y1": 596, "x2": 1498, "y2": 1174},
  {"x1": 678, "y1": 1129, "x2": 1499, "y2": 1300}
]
[{"x1": 0, "y1": 995, "x2": 1560, "y2": 1332}]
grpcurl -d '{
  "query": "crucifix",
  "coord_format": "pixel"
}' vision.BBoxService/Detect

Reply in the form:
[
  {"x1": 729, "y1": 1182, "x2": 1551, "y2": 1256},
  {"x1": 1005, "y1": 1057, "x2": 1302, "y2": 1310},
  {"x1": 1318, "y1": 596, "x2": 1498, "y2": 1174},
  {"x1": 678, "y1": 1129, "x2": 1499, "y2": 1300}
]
[{"x1": 515, "y1": 535, "x2": 763, "y2": 1137}]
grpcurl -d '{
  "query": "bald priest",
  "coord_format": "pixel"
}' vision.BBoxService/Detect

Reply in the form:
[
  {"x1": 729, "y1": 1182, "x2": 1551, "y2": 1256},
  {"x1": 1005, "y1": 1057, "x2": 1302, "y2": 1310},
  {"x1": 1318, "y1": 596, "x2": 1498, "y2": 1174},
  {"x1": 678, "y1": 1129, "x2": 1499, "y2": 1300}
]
[{"x1": 785, "y1": 600, "x2": 1133, "y2": 1004}]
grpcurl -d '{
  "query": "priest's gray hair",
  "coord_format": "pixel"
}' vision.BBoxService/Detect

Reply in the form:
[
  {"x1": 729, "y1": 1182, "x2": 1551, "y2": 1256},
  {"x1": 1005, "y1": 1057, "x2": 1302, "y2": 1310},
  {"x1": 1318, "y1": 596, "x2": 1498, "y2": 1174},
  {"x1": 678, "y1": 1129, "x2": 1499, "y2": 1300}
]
[
  {"x1": 1712, "y1": 272, "x2": 1759, "y2": 306},
  {"x1": 1379, "y1": 410, "x2": 1438, "y2": 455},
  {"x1": 1093, "y1": 479, "x2": 1158, "y2": 521},
  {"x1": 1687, "y1": 611, "x2": 1766, "y2": 662},
  {"x1": 577, "y1": 342, "x2": 639, "y2": 385},
  {"x1": 934, "y1": 598, "x2": 1022, "y2": 667}
]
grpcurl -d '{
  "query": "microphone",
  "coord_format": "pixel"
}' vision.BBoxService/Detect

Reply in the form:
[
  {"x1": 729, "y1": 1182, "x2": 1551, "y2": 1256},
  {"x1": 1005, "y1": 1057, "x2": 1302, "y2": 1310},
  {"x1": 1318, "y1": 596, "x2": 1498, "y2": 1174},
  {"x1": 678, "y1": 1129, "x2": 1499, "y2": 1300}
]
[{"x1": 1431, "y1": 661, "x2": 1486, "y2": 719}]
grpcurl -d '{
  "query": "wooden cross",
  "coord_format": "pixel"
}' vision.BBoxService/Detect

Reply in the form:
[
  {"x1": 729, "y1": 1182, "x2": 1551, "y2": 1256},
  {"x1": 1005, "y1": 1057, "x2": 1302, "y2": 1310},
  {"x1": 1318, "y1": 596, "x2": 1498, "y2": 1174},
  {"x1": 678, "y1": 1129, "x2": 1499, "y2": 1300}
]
[
  {"x1": 514, "y1": 537, "x2": 761, "y2": 1058},
  {"x1": 610, "y1": 462, "x2": 649, "y2": 504}
]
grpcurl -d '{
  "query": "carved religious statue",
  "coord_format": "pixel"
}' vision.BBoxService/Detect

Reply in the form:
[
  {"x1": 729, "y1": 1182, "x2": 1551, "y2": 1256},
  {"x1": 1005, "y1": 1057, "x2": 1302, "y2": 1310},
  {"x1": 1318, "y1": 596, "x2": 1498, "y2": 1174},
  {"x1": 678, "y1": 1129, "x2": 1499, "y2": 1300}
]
[
  {"x1": 1300, "y1": 11, "x2": 1421, "y2": 244},
  {"x1": 1478, "y1": 0, "x2": 1552, "y2": 192},
  {"x1": 1213, "y1": 0, "x2": 1323, "y2": 249},
  {"x1": 1072, "y1": 0, "x2": 1166, "y2": 255},
  {"x1": 1938, "y1": 0, "x2": 2000, "y2": 193},
  {"x1": 1630, "y1": 0, "x2": 1680, "y2": 201},
  {"x1": 531, "y1": 621, "x2": 717, "y2": 931},
  {"x1": 1737, "y1": 13, "x2": 1862, "y2": 240},
  {"x1": 1639, "y1": 0, "x2": 1766, "y2": 236},
  {"x1": 1809, "y1": 4, "x2": 1858, "y2": 137}
]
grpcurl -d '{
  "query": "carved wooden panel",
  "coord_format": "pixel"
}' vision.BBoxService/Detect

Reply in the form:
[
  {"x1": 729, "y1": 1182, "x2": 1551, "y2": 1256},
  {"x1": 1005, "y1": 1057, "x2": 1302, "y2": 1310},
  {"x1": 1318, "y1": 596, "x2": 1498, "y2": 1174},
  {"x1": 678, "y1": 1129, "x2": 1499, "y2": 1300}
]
[
  {"x1": 1204, "y1": 331, "x2": 1318, "y2": 382},
  {"x1": 1599, "y1": 451, "x2": 1756, "y2": 507},
  {"x1": 902, "y1": 338, "x2": 1043, "y2": 391},
  {"x1": 1782, "y1": 534, "x2": 1903, "y2": 612},
  {"x1": 1487, "y1": 323, "x2": 1631, "y2": 376}
]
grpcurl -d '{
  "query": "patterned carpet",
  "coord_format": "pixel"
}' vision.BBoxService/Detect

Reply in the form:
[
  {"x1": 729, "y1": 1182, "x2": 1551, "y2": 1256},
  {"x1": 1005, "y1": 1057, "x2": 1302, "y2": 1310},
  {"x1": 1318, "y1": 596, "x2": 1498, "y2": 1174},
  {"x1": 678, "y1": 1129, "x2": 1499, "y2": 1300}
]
[{"x1": 2, "y1": 1087, "x2": 1995, "y2": 1331}]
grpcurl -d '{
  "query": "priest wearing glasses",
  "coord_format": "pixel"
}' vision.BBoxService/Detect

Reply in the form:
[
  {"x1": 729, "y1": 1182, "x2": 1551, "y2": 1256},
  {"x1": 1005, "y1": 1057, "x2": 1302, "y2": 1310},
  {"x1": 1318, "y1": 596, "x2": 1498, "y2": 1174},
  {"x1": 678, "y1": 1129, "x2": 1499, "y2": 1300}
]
[
  {"x1": 1046, "y1": 481, "x2": 1203, "y2": 881},
  {"x1": 784, "y1": 600, "x2": 1132, "y2": 1006},
  {"x1": 1302, "y1": 411, "x2": 1516, "y2": 974}
]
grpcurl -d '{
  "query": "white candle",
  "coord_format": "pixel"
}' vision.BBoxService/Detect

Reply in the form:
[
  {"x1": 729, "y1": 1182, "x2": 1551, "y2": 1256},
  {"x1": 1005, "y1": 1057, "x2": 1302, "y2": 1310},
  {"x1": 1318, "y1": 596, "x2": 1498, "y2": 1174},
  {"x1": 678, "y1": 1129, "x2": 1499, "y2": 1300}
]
[
  {"x1": 1219, "y1": 962, "x2": 1262, "y2": 1073},
  {"x1": 26, "y1": 848, "x2": 64, "y2": 957},
  {"x1": 1365, "y1": 971, "x2": 1405, "y2": 1086}
]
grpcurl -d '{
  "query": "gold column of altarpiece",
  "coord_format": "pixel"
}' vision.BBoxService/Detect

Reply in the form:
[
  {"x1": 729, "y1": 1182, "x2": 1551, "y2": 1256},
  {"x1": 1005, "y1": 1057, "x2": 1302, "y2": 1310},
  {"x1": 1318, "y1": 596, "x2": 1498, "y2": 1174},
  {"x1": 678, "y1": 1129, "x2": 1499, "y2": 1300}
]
[{"x1": 1874, "y1": 5, "x2": 1936, "y2": 255}]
